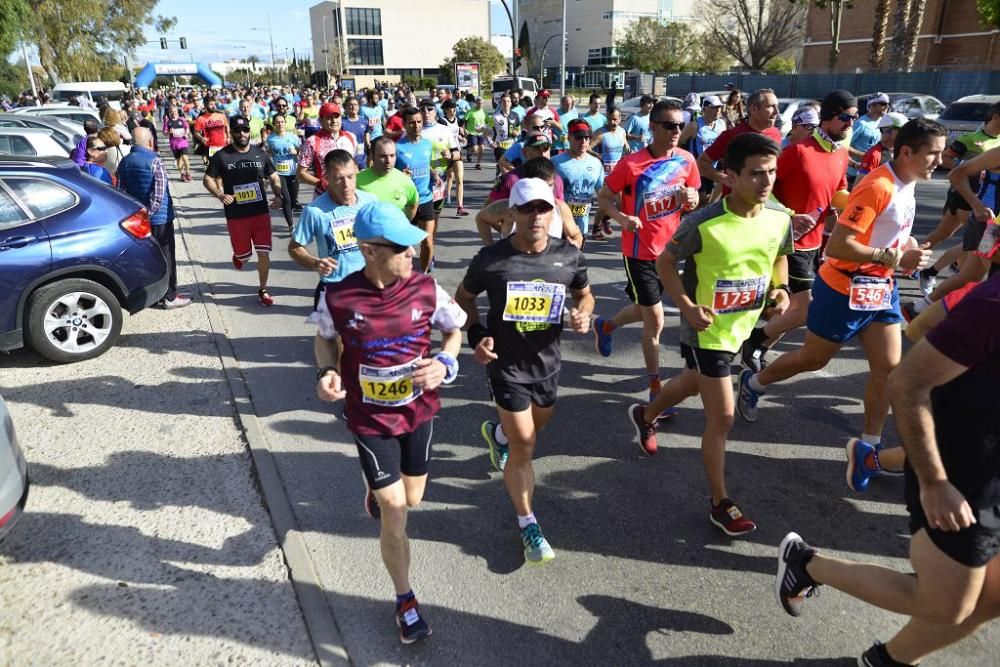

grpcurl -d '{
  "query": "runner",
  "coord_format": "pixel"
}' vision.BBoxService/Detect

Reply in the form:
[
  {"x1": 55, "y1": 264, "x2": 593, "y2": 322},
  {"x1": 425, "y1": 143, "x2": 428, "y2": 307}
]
[
  {"x1": 192, "y1": 96, "x2": 229, "y2": 166},
  {"x1": 738, "y1": 90, "x2": 857, "y2": 373},
  {"x1": 361, "y1": 90, "x2": 387, "y2": 141},
  {"x1": 454, "y1": 178, "x2": 594, "y2": 565},
  {"x1": 489, "y1": 130, "x2": 566, "y2": 203},
  {"x1": 464, "y1": 96, "x2": 488, "y2": 169},
  {"x1": 590, "y1": 107, "x2": 630, "y2": 239},
  {"x1": 855, "y1": 112, "x2": 907, "y2": 180},
  {"x1": 418, "y1": 100, "x2": 463, "y2": 227},
  {"x1": 524, "y1": 90, "x2": 561, "y2": 143},
  {"x1": 163, "y1": 106, "x2": 191, "y2": 182},
  {"x1": 623, "y1": 95, "x2": 655, "y2": 154},
  {"x1": 678, "y1": 96, "x2": 726, "y2": 204},
  {"x1": 552, "y1": 119, "x2": 604, "y2": 239},
  {"x1": 591, "y1": 99, "x2": 700, "y2": 406},
  {"x1": 696, "y1": 88, "x2": 781, "y2": 194},
  {"x1": 498, "y1": 114, "x2": 547, "y2": 173},
  {"x1": 847, "y1": 92, "x2": 890, "y2": 185},
  {"x1": 737, "y1": 119, "x2": 946, "y2": 492},
  {"x1": 297, "y1": 102, "x2": 358, "y2": 200},
  {"x1": 203, "y1": 115, "x2": 284, "y2": 306},
  {"x1": 264, "y1": 113, "x2": 302, "y2": 231},
  {"x1": 341, "y1": 96, "x2": 371, "y2": 169},
  {"x1": 438, "y1": 100, "x2": 468, "y2": 215},
  {"x1": 781, "y1": 105, "x2": 820, "y2": 148},
  {"x1": 629, "y1": 133, "x2": 793, "y2": 536},
  {"x1": 357, "y1": 136, "x2": 419, "y2": 220},
  {"x1": 491, "y1": 94, "x2": 521, "y2": 174},
  {"x1": 394, "y1": 107, "x2": 441, "y2": 272},
  {"x1": 314, "y1": 200, "x2": 466, "y2": 645},
  {"x1": 552, "y1": 94, "x2": 578, "y2": 154},
  {"x1": 580, "y1": 94, "x2": 606, "y2": 134},
  {"x1": 776, "y1": 273, "x2": 1000, "y2": 667}
]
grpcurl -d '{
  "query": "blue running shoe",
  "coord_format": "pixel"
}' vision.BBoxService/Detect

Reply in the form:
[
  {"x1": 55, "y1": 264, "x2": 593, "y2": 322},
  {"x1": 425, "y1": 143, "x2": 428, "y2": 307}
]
[
  {"x1": 593, "y1": 316, "x2": 613, "y2": 357},
  {"x1": 736, "y1": 369, "x2": 761, "y2": 423},
  {"x1": 481, "y1": 421, "x2": 508, "y2": 472},
  {"x1": 520, "y1": 522, "x2": 555, "y2": 565},
  {"x1": 846, "y1": 438, "x2": 877, "y2": 492}
]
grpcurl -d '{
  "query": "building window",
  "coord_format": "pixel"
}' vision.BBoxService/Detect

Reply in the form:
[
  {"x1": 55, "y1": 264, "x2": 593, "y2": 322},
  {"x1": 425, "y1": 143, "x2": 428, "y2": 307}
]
[
  {"x1": 346, "y1": 7, "x2": 381, "y2": 36},
  {"x1": 587, "y1": 47, "x2": 616, "y2": 66},
  {"x1": 348, "y1": 38, "x2": 384, "y2": 66},
  {"x1": 602, "y1": 11, "x2": 611, "y2": 19},
  {"x1": 350, "y1": 68, "x2": 385, "y2": 75}
]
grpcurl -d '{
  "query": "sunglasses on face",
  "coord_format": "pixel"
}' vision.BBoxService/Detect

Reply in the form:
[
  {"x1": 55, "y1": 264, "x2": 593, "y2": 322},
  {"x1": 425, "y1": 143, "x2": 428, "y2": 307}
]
[
  {"x1": 366, "y1": 241, "x2": 410, "y2": 254},
  {"x1": 92, "y1": 146, "x2": 108, "y2": 152},
  {"x1": 233, "y1": 128, "x2": 250, "y2": 134},
  {"x1": 798, "y1": 123, "x2": 817, "y2": 131},
  {"x1": 514, "y1": 201, "x2": 554, "y2": 214},
  {"x1": 652, "y1": 120, "x2": 684, "y2": 131},
  {"x1": 838, "y1": 113, "x2": 859, "y2": 122},
  {"x1": 571, "y1": 133, "x2": 591, "y2": 140}
]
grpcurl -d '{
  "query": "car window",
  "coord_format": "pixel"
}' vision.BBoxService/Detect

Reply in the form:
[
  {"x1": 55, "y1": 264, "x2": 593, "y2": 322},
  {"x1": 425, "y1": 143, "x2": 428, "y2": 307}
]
[
  {"x1": 7, "y1": 135, "x2": 36, "y2": 156},
  {"x1": 0, "y1": 185, "x2": 29, "y2": 229},
  {"x1": 5, "y1": 178, "x2": 76, "y2": 218},
  {"x1": 926, "y1": 98, "x2": 945, "y2": 114},
  {"x1": 939, "y1": 103, "x2": 989, "y2": 122}
]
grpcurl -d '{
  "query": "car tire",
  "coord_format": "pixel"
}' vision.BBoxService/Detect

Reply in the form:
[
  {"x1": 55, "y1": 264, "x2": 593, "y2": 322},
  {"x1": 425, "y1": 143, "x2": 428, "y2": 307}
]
[{"x1": 25, "y1": 278, "x2": 123, "y2": 363}]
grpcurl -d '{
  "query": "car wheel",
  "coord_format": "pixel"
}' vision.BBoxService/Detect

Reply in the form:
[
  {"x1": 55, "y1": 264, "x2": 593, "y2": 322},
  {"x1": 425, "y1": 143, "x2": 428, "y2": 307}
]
[{"x1": 25, "y1": 279, "x2": 123, "y2": 363}]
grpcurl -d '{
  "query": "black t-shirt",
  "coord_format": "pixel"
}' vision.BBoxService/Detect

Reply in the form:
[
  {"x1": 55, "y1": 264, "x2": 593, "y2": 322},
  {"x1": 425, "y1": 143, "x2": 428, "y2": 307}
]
[
  {"x1": 905, "y1": 273, "x2": 1000, "y2": 506},
  {"x1": 461, "y1": 236, "x2": 589, "y2": 383},
  {"x1": 206, "y1": 145, "x2": 276, "y2": 220}
]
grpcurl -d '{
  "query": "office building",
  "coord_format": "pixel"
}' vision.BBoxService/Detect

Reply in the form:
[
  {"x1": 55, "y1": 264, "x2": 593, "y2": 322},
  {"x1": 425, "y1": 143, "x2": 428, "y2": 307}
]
[{"x1": 309, "y1": 0, "x2": 490, "y2": 79}]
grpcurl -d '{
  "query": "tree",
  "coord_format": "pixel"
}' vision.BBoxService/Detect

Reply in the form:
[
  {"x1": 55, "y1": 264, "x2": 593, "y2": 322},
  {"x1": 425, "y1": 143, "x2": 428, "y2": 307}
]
[
  {"x1": 809, "y1": 0, "x2": 854, "y2": 70},
  {"x1": 689, "y1": 34, "x2": 737, "y2": 73},
  {"x1": 978, "y1": 0, "x2": 1000, "y2": 26},
  {"x1": 614, "y1": 17, "x2": 696, "y2": 72},
  {"x1": 900, "y1": 0, "x2": 927, "y2": 70},
  {"x1": 518, "y1": 20, "x2": 531, "y2": 73},
  {"x1": 0, "y1": 0, "x2": 31, "y2": 55},
  {"x1": 700, "y1": 0, "x2": 808, "y2": 70},
  {"x1": 869, "y1": 0, "x2": 892, "y2": 69},
  {"x1": 440, "y1": 36, "x2": 507, "y2": 92},
  {"x1": 23, "y1": 0, "x2": 176, "y2": 84}
]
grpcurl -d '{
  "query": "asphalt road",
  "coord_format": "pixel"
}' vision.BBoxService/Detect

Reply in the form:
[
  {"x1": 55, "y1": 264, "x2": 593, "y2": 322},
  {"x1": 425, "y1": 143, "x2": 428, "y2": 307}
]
[{"x1": 168, "y1": 152, "x2": 996, "y2": 666}]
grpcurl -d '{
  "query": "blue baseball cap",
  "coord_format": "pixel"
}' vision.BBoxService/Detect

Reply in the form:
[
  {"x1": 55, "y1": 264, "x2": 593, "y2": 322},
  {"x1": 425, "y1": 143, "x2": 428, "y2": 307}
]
[{"x1": 353, "y1": 201, "x2": 427, "y2": 246}]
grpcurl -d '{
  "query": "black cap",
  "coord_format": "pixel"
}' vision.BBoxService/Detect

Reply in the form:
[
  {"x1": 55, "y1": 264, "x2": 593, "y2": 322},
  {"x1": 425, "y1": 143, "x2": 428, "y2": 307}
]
[
  {"x1": 229, "y1": 115, "x2": 251, "y2": 131},
  {"x1": 820, "y1": 90, "x2": 858, "y2": 117}
]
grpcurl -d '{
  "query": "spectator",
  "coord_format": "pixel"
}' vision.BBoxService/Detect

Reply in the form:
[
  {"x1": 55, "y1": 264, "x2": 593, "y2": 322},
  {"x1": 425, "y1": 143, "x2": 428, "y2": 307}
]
[
  {"x1": 71, "y1": 118, "x2": 101, "y2": 167},
  {"x1": 102, "y1": 106, "x2": 132, "y2": 145},
  {"x1": 724, "y1": 89, "x2": 745, "y2": 129},
  {"x1": 81, "y1": 136, "x2": 113, "y2": 185},
  {"x1": 97, "y1": 126, "x2": 129, "y2": 181}
]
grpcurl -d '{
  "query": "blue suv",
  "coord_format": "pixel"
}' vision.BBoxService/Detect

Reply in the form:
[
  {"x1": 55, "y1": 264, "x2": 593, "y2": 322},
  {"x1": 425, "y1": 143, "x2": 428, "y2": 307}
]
[{"x1": 0, "y1": 157, "x2": 168, "y2": 363}]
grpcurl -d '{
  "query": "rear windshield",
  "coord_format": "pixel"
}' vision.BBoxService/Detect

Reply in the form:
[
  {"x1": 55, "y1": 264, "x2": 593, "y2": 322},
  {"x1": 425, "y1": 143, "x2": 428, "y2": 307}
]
[
  {"x1": 939, "y1": 102, "x2": 989, "y2": 122},
  {"x1": 492, "y1": 80, "x2": 515, "y2": 92},
  {"x1": 52, "y1": 89, "x2": 125, "y2": 103}
]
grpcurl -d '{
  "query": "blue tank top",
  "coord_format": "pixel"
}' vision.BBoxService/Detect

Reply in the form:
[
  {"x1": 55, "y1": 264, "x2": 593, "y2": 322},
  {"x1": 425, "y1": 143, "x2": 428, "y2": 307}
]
[{"x1": 693, "y1": 117, "x2": 724, "y2": 158}]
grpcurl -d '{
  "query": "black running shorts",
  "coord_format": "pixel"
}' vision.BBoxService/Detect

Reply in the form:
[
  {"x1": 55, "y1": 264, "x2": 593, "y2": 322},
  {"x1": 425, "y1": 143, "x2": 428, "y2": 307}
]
[
  {"x1": 488, "y1": 373, "x2": 559, "y2": 412},
  {"x1": 944, "y1": 188, "x2": 973, "y2": 214},
  {"x1": 353, "y1": 419, "x2": 434, "y2": 490},
  {"x1": 787, "y1": 248, "x2": 819, "y2": 293},
  {"x1": 681, "y1": 343, "x2": 735, "y2": 379},
  {"x1": 623, "y1": 255, "x2": 662, "y2": 307},
  {"x1": 412, "y1": 200, "x2": 436, "y2": 224}
]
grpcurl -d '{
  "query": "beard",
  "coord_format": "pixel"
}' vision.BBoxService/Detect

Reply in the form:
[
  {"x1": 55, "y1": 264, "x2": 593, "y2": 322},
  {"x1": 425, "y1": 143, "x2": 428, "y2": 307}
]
[{"x1": 234, "y1": 135, "x2": 250, "y2": 148}]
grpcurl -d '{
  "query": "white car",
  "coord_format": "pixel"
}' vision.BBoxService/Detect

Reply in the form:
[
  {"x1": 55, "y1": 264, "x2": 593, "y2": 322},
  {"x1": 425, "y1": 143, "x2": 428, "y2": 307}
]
[
  {"x1": 0, "y1": 113, "x2": 82, "y2": 155},
  {"x1": 0, "y1": 127, "x2": 69, "y2": 157},
  {"x1": 0, "y1": 393, "x2": 28, "y2": 542},
  {"x1": 12, "y1": 105, "x2": 102, "y2": 127}
]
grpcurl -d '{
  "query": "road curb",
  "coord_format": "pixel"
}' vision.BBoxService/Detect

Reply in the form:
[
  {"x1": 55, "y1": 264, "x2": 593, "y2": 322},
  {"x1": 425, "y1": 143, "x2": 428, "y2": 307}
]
[{"x1": 172, "y1": 194, "x2": 351, "y2": 667}]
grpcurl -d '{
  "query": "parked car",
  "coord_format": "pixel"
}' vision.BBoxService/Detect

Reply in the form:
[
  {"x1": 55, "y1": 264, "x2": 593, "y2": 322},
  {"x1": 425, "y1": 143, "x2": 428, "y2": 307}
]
[
  {"x1": 0, "y1": 127, "x2": 69, "y2": 158},
  {"x1": 491, "y1": 76, "x2": 539, "y2": 109},
  {"x1": 858, "y1": 92, "x2": 945, "y2": 120},
  {"x1": 937, "y1": 94, "x2": 1000, "y2": 140},
  {"x1": 0, "y1": 114, "x2": 81, "y2": 155},
  {"x1": 617, "y1": 95, "x2": 682, "y2": 121},
  {"x1": 777, "y1": 98, "x2": 817, "y2": 137},
  {"x1": 11, "y1": 105, "x2": 102, "y2": 127},
  {"x1": 0, "y1": 157, "x2": 169, "y2": 363},
  {"x1": 0, "y1": 392, "x2": 28, "y2": 543}
]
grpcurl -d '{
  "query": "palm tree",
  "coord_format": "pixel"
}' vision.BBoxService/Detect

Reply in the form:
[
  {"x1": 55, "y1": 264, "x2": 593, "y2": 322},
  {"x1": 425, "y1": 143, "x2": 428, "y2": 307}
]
[
  {"x1": 869, "y1": 0, "x2": 892, "y2": 69},
  {"x1": 901, "y1": 0, "x2": 927, "y2": 70},
  {"x1": 890, "y1": 0, "x2": 912, "y2": 69}
]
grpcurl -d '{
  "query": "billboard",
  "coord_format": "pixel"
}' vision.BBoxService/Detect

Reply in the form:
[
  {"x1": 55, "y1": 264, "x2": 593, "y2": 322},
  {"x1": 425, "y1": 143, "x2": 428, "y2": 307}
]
[{"x1": 455, "y1": 62, "x2": 480, "y2": 97}]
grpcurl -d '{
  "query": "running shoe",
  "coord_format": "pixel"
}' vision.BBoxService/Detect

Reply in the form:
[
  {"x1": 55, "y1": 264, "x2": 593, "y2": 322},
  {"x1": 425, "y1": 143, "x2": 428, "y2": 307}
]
[
  {"x1": 846, "y1": 437, "x2": 877, "y2": 492},
  {"x1": 593, "y1": 316, "x2": 613, "y2": 357},
  {"x1": 601, "y1": 217, "x2": 613, "y2": 236},
  {"x1": 918, "y1": 271, "x2": 937, "y2": 297},
  {"x1": 362, "y1": 472, "x2": 380, "y2": 520},
  {"x1": 520, "y1": 522, "x2": 555, "y2": 565},
  {"x1": 900, "y1": 300, "x2": 918, "y2": 323},
  {"x1": 858, "y1": 642, "x2": 899, "y2": 666},
  {"x1": 481, "y1": 421, "x2": 508, "y2": 472},
  {"x1": 396, "y1": 596, "x2": 432, "y2": 644},
  {"x1": 232, "y1": 255, "x2": 244, "y2": 270},
  {"x1": 739, "y1": 340, "x2": 767, "y2": 374},
  {"x1": 648, "y1": 391, "x2": 678, "y2": 422},
  {"x1": 589, "y1": 228, "x2": 607, "y2": 241},
  {"x1": 710, "y1": 498, "x2": 757, "y2": 537},
  {"x1": 628, "y1": 403, "x2": 657, "y2": 456},
  {"x1": 258, "y1": 288, "x2": 274, "y2": 307},
  {"x1": 456, "y1": 207, "x2": 469, "y2": 217},
  {"x1": 735, "y1": 369, "x2": 760, "y2": 423},
  {"x1": 161, "y1": 293, "x2": 192, "y2": 309},
  {"x1": 292, "y1": 203, "x2": 303, "y2": 212},
  {"x1": 776, "y1": 531, "x2": 819, "y2": 617}
]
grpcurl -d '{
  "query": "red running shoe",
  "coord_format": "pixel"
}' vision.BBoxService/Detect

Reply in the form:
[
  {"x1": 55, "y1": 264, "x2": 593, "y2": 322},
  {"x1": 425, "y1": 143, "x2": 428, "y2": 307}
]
[
  {"x1": 258, "y1": 288, "x2": 274, "y2": 306},
  {"x1": 628, "y1": 403, "x2": 657, "y2": 456},
  {"x1": 710, "y1": 498, "x2": 757, "y2": 537}
]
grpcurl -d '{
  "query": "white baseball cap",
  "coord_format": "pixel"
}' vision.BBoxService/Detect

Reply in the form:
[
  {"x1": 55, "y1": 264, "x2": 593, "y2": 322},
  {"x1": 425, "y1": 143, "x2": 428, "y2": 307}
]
[
  {"x1": 509, "y1": 178, "x2": 555, "y2": 208},
  {"x1": 878, "y1": 112, "x2": 908, "y2": 129},
  {"x1": 869, "y1": 92, "x2": 891, "y2": 106}
]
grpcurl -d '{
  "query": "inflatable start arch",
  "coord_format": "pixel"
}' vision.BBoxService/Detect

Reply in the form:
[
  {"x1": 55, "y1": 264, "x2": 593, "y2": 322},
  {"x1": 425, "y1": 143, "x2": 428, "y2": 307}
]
[{"x1": 134, "y1": 62, "x2": 223, "y2": 88}]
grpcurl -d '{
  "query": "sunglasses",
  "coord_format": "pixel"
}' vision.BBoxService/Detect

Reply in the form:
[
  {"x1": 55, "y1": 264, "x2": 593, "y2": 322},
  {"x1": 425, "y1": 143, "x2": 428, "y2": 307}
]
[
  {"x1": 233, "y1": 128, "x2": 250, "y2": 134},
  {"x1": 652, "y1": 120, "x2": 684, "y2": 131},
  {"x1": 514, "y1": 201, "x2": 554, "y2": 214},
  {"x1": 571, "y1": 133, "x2": 592, "y2": 140},
  {"x1": 838, "y1": 113, "x2": 859, "y2": 122},
  {"x1": 525, "y1": 142, "x2": 551, "y2": 150},
  {"x1": 797, "y1": 123, "x2": 817, "y2": 131},
  {"x1": 91, "y1": 146, "x2": 108, "y2": 152},
  {"x1": 366, "y1": 241, "x2": 410, "y2": 254}
]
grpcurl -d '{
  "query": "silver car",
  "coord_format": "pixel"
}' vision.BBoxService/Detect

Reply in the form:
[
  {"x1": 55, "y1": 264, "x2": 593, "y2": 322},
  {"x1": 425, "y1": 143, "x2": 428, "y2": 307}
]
[
  {"x1": 0, "y1": 127, "x2": 69, "y2": 157},
  {"x1": 937, "y1": 94, "x2": 1000, "y2": 141},
  {"x1": 0, "y1": 113, "x2": 82, "y2": 155},
  {"x1": 11, "y1": 105, "x2": 102, "y2": 127},
  {"x1": 859, "y1": 92, "x2": 945, "y2": 120},
  {"x1": 0, "y1": 393, "x2": 28, "y2": 542}
]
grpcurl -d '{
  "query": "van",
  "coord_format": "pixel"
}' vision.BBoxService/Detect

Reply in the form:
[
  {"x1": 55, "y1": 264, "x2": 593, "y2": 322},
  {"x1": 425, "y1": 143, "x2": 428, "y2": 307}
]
[
  {"x1": 491, "y1": 76, "x2": 539, "y2": 109},
  {"x1": 51, "y1": 82, "x2": 128, "y2": 110}
]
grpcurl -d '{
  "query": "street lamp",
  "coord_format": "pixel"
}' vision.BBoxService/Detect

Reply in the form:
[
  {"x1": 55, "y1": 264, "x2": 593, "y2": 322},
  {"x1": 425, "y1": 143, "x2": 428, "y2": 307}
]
[
  {"x1": 250, "y1": 20, "x2": 277, "y2": 82},
  {"x1": 539, "y1": 34, "x2": 560, "y2": 85}
]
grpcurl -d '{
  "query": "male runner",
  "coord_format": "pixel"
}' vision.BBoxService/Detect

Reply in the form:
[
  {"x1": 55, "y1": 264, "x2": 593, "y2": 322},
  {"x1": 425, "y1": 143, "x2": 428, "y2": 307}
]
[
  {"x1": 623, "y1": 95, "x2": 655, "y2": 153},
  {"x1": 395, "y1": 107, "x2": 441, "y2": 272},
  {"x1": 739, "y1": 90, "x2": 857, "y2": 372},
  {"x1": 697, "y1": 88, "x2": 781, "y2": 193},
  {"x1": 314, "y1": 200, "x2": 465, "y2": 644},
  {"x1": 856, "y1": 112, "x2": 907, "y2": 180},
  {"x1": 203, "y1": 115, "x2": 284, "y2": 306},
  {"x1": 590, "y1": 107, "x2": 630, "y2": 238},
  {"x1": 361, "y1": 90, "x2": 386, "y2": 141},
  {"x1": 524, "y1": 90, "x2": 561, "y2": 143},
  {"x1": 552, "y1": 94, "x2": 578, "y2": 154},
  {"x1": 678, "y1": 96, "x2": 726, "y2": 204},
  {"x1": 782, "y1": 105, "x2": 820, "y2": 148},
  {"x1": 418, "y1": 100, "x2": 462, "y2": 224},
  {"x1": 580, "y1": 94, "x2": 606, "y2": 134},
  {"x1": 848, "y1": 92, "x2": 890, "y2": 184},
  {"x1": 341, "y1": 96, "x2": 370, "y2": 169},
  {"x1": 498, "y1": 114, "x2": 547, "y2": 173},
  {"x1": 552, "y1": 119, "x2": 604, "y2": 238},
  {"x1": 357, "y1": 137, "x2": 419, "y2": 221},
  {"x1": 737, "y1": 119, "x2": 945, "y2": 491},
  {"x1": 455, "y1": 178, "x2": 594, "y2": 565},
  {"x1": 438, "y1": 100, "x2": 468, "y2": 215},
  {"x1": 591, "y1": 100, "x2": 700, "y2": 404},
  {"x1": 489, "y1": 130, "x2": 567, "y2": 202},
  {"x1": 192, "y1": 96, "x2": 229, "y2": 165},
  {"x1": 776, "y1": 273, "x2": 1000, "y2": 667},
  {"x1": 492, "y1": 94, "x2": 521, "y2": 171},
  {"x1": 297, "y1": 102, "x2": 358, "y2": 200},
  {"x1": 464, "y1": 97, "x2": 488, "y2": 169},
  {"x1": 629, "y1": 133, "x2": 793, "y2": 536}
]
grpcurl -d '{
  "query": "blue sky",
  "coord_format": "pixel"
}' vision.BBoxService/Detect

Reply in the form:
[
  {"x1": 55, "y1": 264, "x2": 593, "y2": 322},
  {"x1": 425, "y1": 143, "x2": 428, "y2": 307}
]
[{"x1": 130, "y1": 0, "x2": 510, "y2": 65}]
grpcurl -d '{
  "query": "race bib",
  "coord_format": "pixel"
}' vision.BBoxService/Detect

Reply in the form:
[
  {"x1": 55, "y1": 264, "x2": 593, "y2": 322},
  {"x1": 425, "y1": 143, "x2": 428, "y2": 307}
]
[
  {"x1": 642, "y1": 184, "x2": 680, "y2": 221},
  {"x1": 713, "y1": 276, "x2": 767, "y2": 314},
  {"x1": 359, "y1": 359, "x2": 422, "y2": 407},
  {"x1": 499, "y1": 139, "x2": 515, "y2": 150},
  {"x1": 503, "y1": 281, "x2": 566, "y2": 324},
  {"x1": 355, "y1": 141, "x2": 365, "y2": 157},
  {"x1": 170, "y1": 127, "x2": 186, "y2": 138},
  {"x1": 410, "y1": 165, "x2": 429, "y2": 180},
  {"x1": 849, "y1": 276, "x2": 892, "y2": 311},
  {"x1": 568, "y1": 200, "x2": 591, "y2": 219},
  {"x1": 275, "y1": 159, "x2": 293, "y2": 175},
  {"x1": 432, "y1": 180, "x2": 446, "y2": 202},
  {"x1": 232, "y1": 182, "x2": 263, "y2": 204},
  {"x1": 603, "y1": 160, "x2": 618, "y2": 176},
  {"x1": 976, "y1": 221, "x2": 1000, "y2": 258},
  {"x1": 367, "y1": 117, "x2": 378, "y2": 129},
  {"x1": 330, "y1": 216, "x2": 357, "y2": 251},
  {"x1": 208, "y1": 145, "x2": 222, "y2": 157}
]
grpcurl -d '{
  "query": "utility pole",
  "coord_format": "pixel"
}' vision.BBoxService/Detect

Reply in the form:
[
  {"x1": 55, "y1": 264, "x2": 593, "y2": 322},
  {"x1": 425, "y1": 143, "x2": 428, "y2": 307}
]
[
  {"x1": 322, "y1": 15, "x2": 331, "y2": 86},
  {"x1": 560, "y1": 0, "x2": 567, "y2": 97},
  {"x1": 21, "y1": 42, "x2": 38, "y2": 103}
]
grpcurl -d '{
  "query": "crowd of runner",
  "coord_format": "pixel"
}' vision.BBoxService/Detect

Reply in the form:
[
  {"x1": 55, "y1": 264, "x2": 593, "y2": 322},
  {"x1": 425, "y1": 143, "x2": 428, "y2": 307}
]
[{"x1": 56, "y1": 79, "x2": 1000, "y2": 663}]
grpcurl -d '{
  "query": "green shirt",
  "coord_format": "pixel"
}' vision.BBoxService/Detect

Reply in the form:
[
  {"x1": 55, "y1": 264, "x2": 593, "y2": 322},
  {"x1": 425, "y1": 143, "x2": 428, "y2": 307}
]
[
  {"x1": 951, "y1": 128, "x2": 1000, "y2": 162},
  {"x1": 357, "y1": 167, "x2": 419, "y2": 211},
  {"x1": 668, "y1": 198, "x2": 793, "y2": 352},
  {"x1": 465, "y1": 108, "x2": 488, "y2": 136}
]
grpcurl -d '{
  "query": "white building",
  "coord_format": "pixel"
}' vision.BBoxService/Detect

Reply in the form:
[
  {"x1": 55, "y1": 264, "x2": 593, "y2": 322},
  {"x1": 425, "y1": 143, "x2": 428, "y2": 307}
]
[
  {"x1": 309, "y1": 0, "x2": 490, "y2": 80},
  {"x1": 517, "y1": 0, "x2": 696, "y2": 73}
]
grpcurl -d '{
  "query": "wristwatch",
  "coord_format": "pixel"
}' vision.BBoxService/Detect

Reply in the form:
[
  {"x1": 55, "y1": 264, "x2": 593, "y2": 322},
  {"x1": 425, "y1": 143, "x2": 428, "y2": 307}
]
[
  {"x1": 315, "y1": 366, "x2": 338, "y2": 382},
  {"x1": 434, "y1": 352, "x2": 459, "y2": 384}
]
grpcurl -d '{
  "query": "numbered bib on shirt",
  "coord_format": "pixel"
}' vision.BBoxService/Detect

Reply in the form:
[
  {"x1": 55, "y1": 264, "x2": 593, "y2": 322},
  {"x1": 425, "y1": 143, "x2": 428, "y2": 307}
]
[
  {"x1": 568, "y1": 200, "x2": 591, "y2": 219},
  {"x1": 503, "y1": 281, "x2": 566, "y2": 324},
  {"x1": 642, "y1": 184, "x2": 680, "y2": 221},
  {"x1": 849, "y1": 276, "x2": 892, "y2": 311},
  {"x1": 170, "y1": 127, "x2": 186, "y2": 138},
  {"x1": 603, "y1": 160, "x2": 618, "y2": 176},
  {"x1": 713, "y1": 276, "x2": 767, "y2": 314},
  {"x1": 208, "y1": 145, "x2": 221, "y2": 157},
  {"x1": 499, "y1": 139, "x2": 514, "y2": 150},
  {"x1": 330, "y1": 216, "x2": 357, "y2": 251},
  {"x1": 432, "y1": 179, "x2": 446, "y2": 201},
  {"x1": 359, "y1": 359, "x2": 422, "y2": 407},
  {"x1": 275, "y1": 159, "x2": 293, "y2": 175},
  {"x1": 232, "y1": 182, "x2": 263, "y2": 204}
]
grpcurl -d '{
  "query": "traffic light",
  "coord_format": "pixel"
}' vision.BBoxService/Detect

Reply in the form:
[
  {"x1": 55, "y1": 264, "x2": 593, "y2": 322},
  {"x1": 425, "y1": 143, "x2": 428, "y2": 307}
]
[
  {"x1": 179, "y1": 37, "x2": 187, "y2": 49},
  {"x1": 160, "y1": 38, "x2": 167, "y2": 49}
]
